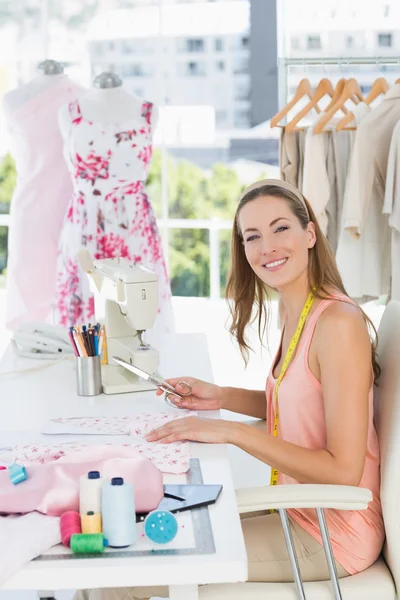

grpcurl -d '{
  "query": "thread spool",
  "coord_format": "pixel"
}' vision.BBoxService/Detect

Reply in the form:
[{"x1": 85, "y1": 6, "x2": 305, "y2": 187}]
[
  {"x1": 79, "y1": 470, "x2": 103, "y2": 515},
  {"x1": 102, "y1": 477, "x2": 136, "y2": 547},
  {"x1": 144, "y1": 510, "x2": 178, "y2": 544},
  {"x1": 70, "y1": 533, "x2": 108, "y2": 554},
  {"x1": 81, "y1": 510, "x2": 102, "y2": 534},
  {"x1": 60, "y1": 511, "x2": 82, "y2": 547}
]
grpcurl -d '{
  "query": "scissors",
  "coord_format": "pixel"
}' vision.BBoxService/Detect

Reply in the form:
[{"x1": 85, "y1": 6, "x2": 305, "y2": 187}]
[{"x1": 112, "y1": 356, "x2": 192, "y2": 409}]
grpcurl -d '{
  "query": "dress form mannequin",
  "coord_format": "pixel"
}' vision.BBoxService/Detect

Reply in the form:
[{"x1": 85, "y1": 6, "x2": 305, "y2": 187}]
[
  {"x1": 3, "y1": 61, "x2": 85, "y2": 331},
  {"x1": 54, "y1": 71, "x2": 173, "y2": 334},
  {"x1": 3, "y1": 60, "x2": 66, "y2": 118},
  {"x1": 58, "y1": 71, "x2": 158, "y2": 136}
]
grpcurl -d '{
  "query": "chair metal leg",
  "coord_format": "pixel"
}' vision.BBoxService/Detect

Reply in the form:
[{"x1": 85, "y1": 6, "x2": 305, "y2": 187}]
[
  {"x1": 316, "y1": 508, "x2": 343, "y2": 600},
  {"x1": 279, "y1": 508, "x2": 307, "y2": 600}
]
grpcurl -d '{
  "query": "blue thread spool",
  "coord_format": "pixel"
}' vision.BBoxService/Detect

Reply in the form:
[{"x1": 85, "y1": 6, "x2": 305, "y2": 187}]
[
  {"x1": 8, "y1": 463, "x2": 27, "y2": 485},
  {"x1": 144, "y1": 510, "x2": 178, "y2": 544},
  {"x1": 102, "y1": 477, "x2": 136, "y2": 547}
]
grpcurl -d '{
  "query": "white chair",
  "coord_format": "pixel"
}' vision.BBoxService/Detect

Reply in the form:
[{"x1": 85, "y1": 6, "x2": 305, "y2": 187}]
[{"x1": 201, "y1": 300, "x2": 400, "y2": 600}]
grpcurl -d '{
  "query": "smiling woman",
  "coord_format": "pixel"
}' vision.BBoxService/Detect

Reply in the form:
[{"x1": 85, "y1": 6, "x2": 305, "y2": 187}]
[{"x1": 74, "y1": 179, "x2": 385, "y2": 599}]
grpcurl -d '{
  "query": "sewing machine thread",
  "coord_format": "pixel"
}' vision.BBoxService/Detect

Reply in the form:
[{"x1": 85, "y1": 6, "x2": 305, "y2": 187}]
[
  {"x1": 102, "y1": 477, "x2": 136, "y2": 547},
  {"x1": 81, "y1": 510, "x2": 102, "y2": 534},
  {"x1": 60, "y1": 510, "x2": 82, "y2": 546},
  {"x1": 70, "y1": 533, "x2": 107, "y2": 554},
  {"x1": 79, "y1": 470, "x2": 103, "y2": 515}
]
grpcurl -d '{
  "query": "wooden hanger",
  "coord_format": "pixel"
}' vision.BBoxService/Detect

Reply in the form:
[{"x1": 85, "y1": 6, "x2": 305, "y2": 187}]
[
  {"x1": 270, "y1": 78, "x2": 317, "y2": 128},
  {"x1": 336, "y1": 77, "x2": 389, "y2": 131},
  {"x1": 364, "y1": 77, "x2": 389, "y2": 104},
  {"x1": 325, "y1": 78, "x2": 348, "y2": 111},
  {"x1": 314, "y1": 78, "x2": 364, "y2": 134},
  {"x1": 285, "y1": 78, "x2": 335, "y2": 132}
]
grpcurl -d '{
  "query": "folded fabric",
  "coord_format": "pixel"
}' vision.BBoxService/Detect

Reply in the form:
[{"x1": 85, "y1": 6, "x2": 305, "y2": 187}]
[
  {"x1": 14, "y1": 439, "x2": 191, "y2": 475},
  {"x1": 0, "y1": 512, "x2": 61, "y2": 586},
  {"x1": 0, "y1": 446, "x2": 163, "y2": 516}
]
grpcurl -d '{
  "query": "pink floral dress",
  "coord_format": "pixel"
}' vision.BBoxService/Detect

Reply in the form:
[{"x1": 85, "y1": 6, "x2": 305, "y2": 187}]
[{"x1": 54, "y1": 100, "x2": 174, "y2": 334}]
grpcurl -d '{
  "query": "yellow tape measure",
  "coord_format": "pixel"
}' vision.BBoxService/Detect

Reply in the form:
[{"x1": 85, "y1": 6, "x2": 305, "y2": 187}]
[{"x1": 270, "y1": 291, "x2": 315, "y2": 490}]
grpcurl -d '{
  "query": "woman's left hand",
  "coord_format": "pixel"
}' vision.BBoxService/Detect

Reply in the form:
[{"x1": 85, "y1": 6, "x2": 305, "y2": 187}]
[{"x1": 145, "y1": 416, "x2": 236, "y2": 444}]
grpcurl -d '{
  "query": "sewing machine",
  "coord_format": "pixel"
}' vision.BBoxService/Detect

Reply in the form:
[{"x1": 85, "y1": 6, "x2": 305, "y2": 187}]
[{"x1": 80, "y1": 252, "x2": 159, "y2": 394}]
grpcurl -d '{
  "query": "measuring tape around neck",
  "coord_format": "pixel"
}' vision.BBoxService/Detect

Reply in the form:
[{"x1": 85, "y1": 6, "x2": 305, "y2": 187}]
[{"x1": 269, "y1": 291, "x2": 315, "y2": 489}]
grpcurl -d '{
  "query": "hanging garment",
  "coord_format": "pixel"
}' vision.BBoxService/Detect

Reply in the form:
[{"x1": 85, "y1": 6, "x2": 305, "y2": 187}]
[
  {"x1": 383, "y1": 118, "x2": 400, "y2": 301},
  {"x1": 4, "y1": 76, "x2": 83, "y2": 331},
  {"x1": 280, "y1": 129, "x2": 300, "y2": 186},
  {"x1": 337, "y1": 88, "x2": 400, "y2": 299},
  {"x1": 302, "y1": 117, "x2": 334, "y2": 239},
  {"x1": 335, "y1": 103, "x2": 378, "y2": 301},
  {"x1": 54, "y1": 100, "x2": 174, "y2": 333}
]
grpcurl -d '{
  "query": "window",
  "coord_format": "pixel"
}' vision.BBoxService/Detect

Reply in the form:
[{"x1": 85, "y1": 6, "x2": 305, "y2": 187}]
[
  {"x1": 121, "y1": 63, "x2": 153, "y2": 77},
  {"x1": 186, "y1": 38, "x2": 204, "y2": 53},
  {"x1": 216, "y1": 61, "x2": 225, "y2": 72},
  {"x1": 233, "y1": 56, "x2": 248, "y2": 74},
  {"x1": 186, "y1": 61, "x2": 206, "y2": 76},
  {"x1": 234, "y1": 109, "x2": 250, "y2": 128},
  {"x1": 234, "y1": 82, "x2": 249, "y2": 101},
  {"x1": 291, "y1": 37, "x2": 300, "y2": 50},
  {"x1": 378, "y1": 33, "x2": 392, "y2": 47},
  {"x1": 215, "y1": 38, "x2": 223, "y2": 52},
  {"x1": 216, "y1": 110, "x2": 228, "y2": 126},
  {"x1": 346, "y1": 36, "x2": 354, "y2": 49},
  {"x1": 307, "y1": 35, "x2": 321, "y2": 50}
]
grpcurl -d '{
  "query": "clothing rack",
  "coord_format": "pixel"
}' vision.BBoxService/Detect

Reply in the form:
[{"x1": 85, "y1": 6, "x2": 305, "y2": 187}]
[{"x1": 277, "y1": 55, "x2": 400, "y2": 112}]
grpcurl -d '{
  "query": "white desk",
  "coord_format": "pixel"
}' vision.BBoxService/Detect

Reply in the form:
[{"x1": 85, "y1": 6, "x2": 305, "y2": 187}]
[{"x1": 0, "y1": 333, "x2": 248, "y2": 600}]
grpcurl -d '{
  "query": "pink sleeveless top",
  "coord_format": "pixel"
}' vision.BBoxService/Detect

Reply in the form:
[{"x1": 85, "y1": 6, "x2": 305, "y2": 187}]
[{"x1": 266, "y1": 294, "x2": 384, "y2": 574}]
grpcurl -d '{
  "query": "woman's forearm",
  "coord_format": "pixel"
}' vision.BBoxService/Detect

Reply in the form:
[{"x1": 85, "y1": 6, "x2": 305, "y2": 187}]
[
  {"x1": 221, "y1": 387, "x2": 266, "y2": 419},
  {"x1": 230, "y1": 423, "x2": 361, "y2": 486}
]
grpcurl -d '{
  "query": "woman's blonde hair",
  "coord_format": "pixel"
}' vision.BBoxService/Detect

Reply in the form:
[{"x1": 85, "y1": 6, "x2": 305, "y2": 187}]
[{"x1": 225, "y1": 183, "x2": 381, "y2": 382}]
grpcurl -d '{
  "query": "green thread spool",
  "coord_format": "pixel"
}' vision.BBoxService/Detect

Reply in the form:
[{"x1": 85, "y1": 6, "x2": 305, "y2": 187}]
[{"x1": 70, "y1": 533, "x2": 107, "y2": 554}]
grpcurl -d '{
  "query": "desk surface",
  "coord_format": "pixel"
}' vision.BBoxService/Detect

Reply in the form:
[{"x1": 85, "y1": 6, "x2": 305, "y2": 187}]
[{"x1": 0, "y1": 333, "x2": 247, "y2": 591}]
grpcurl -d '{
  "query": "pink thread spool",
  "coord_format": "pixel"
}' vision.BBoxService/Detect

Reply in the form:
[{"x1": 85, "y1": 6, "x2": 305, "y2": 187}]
[{"x1": 60, "y1": 510, "x2": 82, "y2": 547}]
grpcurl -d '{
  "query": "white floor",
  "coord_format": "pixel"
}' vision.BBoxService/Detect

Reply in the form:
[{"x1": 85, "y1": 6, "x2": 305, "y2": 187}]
[{"x1": 0, "y1": 291, "x2": 386, "y2": 600}]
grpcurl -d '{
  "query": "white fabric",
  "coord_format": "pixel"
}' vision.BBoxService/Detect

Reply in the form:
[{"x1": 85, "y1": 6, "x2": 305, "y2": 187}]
[
  {"x1": 0, "y1": 511, "x2": 61, "y2": 586},
  {"x1": 236, "y1": 484, "x2": 372, "y2": 513},
  {"x1": 383, "y1": 119, "x2": 400, "y2": 301},
  {"x1": 336, "y1": 100, "x2": 392, "y2": 301}
]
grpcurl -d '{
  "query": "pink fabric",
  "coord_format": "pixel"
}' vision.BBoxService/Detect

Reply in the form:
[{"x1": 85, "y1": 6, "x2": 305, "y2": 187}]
[
  {"x1": 15, "y1": 412, "x2": 194, "y2": 474},
  {"x1": 54, "y1": 99, "x2": 174, "y2": 332},
  {"x1": 0, "y1": 446, "x2": 163, "y2": 516},
  {"x1": 5, "y1": 76, "x2": 84, "y2": 331},
  {"x1": 266, "y1": 294, "x2": 384, "y2": 575}
]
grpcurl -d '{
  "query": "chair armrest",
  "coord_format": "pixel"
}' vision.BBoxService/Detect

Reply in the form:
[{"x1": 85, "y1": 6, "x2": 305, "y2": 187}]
[{"x1": 236, "y1": 484, "x2": 372, "y2": 513}]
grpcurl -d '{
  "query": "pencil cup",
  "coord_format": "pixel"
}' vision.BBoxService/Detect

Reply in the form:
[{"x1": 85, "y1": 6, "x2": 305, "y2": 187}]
[{"x1": 76, "y1": 356, "x2": 102, "y2": 396}]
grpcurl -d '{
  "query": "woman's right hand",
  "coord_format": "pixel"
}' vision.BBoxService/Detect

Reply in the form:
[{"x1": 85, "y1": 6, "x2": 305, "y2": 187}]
[{"x1": 156, "y1": 377, "x2": 224, "y2": 411}]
